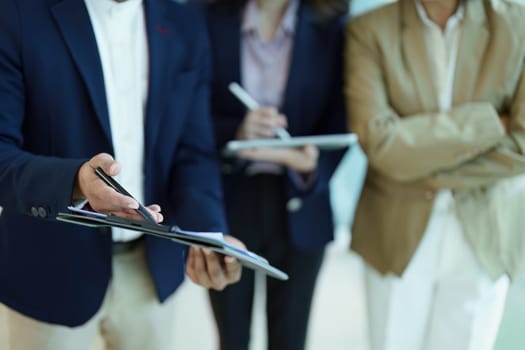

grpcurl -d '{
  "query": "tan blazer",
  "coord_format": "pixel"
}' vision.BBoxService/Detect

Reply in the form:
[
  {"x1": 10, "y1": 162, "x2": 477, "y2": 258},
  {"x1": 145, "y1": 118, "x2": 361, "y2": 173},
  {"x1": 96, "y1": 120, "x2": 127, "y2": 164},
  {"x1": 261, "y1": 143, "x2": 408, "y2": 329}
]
[{"x1": 346, "y1": 0, "x2": 525, "y2": 279}]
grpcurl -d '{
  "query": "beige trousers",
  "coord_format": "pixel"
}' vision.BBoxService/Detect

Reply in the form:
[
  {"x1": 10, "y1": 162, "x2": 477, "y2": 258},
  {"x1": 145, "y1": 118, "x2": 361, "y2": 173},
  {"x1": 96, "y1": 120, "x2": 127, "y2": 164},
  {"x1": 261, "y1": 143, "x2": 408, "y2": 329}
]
[{"x1": 5, "y1": 243, "x2": 176, "y2": 350}]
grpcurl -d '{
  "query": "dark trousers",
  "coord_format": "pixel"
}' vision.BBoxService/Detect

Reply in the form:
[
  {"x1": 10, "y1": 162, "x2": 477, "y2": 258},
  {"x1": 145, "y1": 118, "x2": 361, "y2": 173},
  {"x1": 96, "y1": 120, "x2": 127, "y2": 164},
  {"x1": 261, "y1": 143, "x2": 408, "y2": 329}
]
[{"x1": 209, "y1": 174, "x2": 325, "y2": 350}]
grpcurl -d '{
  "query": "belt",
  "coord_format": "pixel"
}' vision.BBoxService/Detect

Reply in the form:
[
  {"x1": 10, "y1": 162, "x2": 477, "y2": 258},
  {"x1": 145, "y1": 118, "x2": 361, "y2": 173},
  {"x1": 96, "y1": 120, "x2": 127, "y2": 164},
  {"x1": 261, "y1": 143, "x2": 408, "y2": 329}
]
[{"x1": 112, "y1": 236, "x2": 144, "y2": 255}]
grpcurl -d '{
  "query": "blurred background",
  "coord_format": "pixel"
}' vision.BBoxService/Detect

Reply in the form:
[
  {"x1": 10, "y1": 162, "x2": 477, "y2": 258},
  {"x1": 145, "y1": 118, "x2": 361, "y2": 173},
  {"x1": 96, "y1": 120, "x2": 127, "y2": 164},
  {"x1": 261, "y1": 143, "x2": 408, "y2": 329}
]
[{"x1": 1, "y1": 1, "x2": 524, "y2": 349}]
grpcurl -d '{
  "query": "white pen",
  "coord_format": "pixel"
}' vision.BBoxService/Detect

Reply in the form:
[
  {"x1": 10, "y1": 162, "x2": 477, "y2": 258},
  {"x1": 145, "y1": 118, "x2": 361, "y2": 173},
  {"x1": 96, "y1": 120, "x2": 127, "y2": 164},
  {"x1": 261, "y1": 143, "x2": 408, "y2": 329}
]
[{"x1": 228, "y1": 82, "x2": 291, "y2": 139}]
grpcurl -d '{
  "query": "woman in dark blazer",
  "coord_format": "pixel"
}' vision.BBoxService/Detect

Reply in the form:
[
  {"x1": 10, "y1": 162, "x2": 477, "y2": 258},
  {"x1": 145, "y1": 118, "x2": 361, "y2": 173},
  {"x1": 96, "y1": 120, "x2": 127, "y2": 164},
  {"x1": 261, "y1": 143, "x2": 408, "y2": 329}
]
[{"x1": 205, "y1": 0, "x2": 348, "y2": 349}]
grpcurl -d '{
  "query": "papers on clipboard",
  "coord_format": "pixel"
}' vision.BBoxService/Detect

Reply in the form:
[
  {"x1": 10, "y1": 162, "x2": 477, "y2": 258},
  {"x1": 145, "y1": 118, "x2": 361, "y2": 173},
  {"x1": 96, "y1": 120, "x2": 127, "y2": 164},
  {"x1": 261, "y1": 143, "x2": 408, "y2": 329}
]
[
  {"x1": 56, "y1": 207, "x2": 288, "y2": 281},
  {"x1": 223, "y1": 133, "x2": 358, "y2": 156}
]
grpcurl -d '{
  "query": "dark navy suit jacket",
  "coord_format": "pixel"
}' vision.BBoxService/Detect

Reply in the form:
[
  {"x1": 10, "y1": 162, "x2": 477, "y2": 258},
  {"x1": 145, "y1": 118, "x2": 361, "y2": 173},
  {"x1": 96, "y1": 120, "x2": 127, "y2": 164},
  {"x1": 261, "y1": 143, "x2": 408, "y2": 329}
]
[
  {"x1": 206, "y1": 1, "x2": 347, "y2": 252},
  {"x1": 0, "y1": 0, "x2": 226, "y2": 326}
]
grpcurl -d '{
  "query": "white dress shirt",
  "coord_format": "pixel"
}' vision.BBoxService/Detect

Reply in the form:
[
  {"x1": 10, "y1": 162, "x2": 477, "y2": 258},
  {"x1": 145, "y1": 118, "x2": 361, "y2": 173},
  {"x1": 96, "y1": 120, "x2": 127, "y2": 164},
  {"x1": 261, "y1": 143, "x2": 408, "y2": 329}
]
[
  {"x1": 416, "y1": 0, "x2": 464, "y2": 112},
  {"x1": 415, "y1": 0, "x2": 464, "y2": 211},
  {"x1": 85, "y1": 0, "x2": 149, "y2": 242}
]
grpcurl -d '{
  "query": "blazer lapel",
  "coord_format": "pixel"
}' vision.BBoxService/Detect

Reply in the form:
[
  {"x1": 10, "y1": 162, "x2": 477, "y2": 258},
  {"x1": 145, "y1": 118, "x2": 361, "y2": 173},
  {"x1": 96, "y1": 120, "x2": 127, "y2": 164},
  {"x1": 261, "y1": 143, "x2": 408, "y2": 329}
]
[
  {"x1": 400, "y1": 0, "x2": 438, "y2": 112},
  {"x1": 221, "y1": 6, "x2": 242, "y2": 93},
  {"x1": 453, "y1": 0, "x2": 488, "y2": 105},
  {"x1": 214, "y1": 3, "x2": 244, "y2": 118},
  {"x1": 281, "y1": 4, "x2": 317, "y2": 134},
  {"x1": 51, "y1": 0, "x2": 112, "y2": 143},
  {"x1": 144, "y1": 0, "x2": 185, "y2": 156}
]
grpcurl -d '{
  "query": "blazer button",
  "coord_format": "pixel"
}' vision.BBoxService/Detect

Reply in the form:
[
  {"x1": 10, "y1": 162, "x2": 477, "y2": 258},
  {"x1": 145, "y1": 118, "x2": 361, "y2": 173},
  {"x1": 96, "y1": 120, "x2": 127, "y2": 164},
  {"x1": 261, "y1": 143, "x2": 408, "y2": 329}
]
[
  {"x1": 38, "y1": 207, "x2": 48, "y2": 218},
  {"x1": 286, "y1": 197, "x2": 303, "y2": 212},
  {"x1": 31, "y1": 207, "x2": 39, "y2": 217}
]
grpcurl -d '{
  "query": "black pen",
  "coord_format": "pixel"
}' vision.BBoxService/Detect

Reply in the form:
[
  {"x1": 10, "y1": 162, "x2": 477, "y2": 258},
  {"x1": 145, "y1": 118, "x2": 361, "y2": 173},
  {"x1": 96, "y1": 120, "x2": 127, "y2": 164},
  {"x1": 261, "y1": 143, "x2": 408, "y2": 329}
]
[{"x1": 94, "y1": 167, "x2": 157, "y2": 224}]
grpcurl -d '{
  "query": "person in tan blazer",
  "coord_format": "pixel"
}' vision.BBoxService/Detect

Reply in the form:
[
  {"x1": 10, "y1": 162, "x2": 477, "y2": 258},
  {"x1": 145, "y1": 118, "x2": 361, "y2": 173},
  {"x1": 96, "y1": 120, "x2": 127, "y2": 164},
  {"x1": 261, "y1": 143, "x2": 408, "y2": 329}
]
[{"x1": 345, "y1": 0, "x2": 525, "y2": 349}]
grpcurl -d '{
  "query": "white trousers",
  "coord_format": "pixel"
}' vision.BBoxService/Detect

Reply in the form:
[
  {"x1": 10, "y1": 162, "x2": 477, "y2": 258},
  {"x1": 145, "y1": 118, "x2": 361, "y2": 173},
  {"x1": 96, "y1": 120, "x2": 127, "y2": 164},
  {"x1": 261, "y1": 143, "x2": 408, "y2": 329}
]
[
  {"x1": 4, "y1": 243, "x2": 176, "y2": 350},
  {"x1": 365, "y1": 192, "x2": 510, "y2": 350}
]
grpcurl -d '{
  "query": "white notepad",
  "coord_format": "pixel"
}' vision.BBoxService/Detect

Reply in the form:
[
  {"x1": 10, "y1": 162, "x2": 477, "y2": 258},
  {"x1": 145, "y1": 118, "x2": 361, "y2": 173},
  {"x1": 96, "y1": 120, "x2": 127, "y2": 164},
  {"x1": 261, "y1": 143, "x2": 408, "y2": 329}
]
[{"x1": 224, "y1": 133, "x2": 358, "y2": 156}]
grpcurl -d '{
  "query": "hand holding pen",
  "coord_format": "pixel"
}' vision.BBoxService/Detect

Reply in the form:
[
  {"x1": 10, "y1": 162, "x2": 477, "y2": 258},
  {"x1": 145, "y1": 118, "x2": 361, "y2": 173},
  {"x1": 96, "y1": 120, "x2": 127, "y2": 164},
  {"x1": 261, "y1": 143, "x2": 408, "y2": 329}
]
[
  {"x1": 228, "y1": 82, "x2": 291, "y2": 140},
  {"x1": 73, "y1": 153, "x2": 163, "y2": 223},
  {"x1": 227, "y1": 83, "x2": 319, "y2": 173}
]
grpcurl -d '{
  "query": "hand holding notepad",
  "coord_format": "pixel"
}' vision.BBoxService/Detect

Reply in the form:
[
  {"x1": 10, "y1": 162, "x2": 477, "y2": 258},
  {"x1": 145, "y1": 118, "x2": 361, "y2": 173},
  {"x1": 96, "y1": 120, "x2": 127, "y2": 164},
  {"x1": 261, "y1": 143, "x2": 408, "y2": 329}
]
[
  {"x1": 228, "y1": 82, "x2": 318, "y2": 172},
  {"x1": 227, "y1": 82, "x2": 357, "y2": 150}
]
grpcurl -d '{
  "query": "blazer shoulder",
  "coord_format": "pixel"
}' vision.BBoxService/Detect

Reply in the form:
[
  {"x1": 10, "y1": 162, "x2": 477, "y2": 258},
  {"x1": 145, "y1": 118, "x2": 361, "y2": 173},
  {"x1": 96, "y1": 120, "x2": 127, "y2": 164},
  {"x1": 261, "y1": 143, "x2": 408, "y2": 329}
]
[
  {"x1": 346, "y1": 1, "x2": 400, "y2": 48},
  {"x1": 350, "y1": 1, "x2": 399, "y2": 25},
  {"x1": 347, "y1": 2, "x2": 400, "y2": 37}
]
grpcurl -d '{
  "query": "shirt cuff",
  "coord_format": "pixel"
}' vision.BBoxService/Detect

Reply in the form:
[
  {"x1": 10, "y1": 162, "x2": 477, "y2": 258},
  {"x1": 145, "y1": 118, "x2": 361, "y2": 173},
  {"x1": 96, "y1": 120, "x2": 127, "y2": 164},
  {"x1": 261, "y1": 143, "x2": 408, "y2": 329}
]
[{"x1": 72, "y1": 198, "x2": 89, "y2": 209}]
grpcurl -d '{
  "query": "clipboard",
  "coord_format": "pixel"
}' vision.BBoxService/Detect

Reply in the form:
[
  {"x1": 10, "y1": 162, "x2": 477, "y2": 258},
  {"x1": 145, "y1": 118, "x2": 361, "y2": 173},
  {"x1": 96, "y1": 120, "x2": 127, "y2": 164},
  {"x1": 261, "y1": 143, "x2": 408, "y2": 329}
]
[
  {"x1": 223, "y1": 133, "x2": 358, "y2": 156},
  {"x1": 57, "y1": 207, "x2": 288, "y2": 281}
]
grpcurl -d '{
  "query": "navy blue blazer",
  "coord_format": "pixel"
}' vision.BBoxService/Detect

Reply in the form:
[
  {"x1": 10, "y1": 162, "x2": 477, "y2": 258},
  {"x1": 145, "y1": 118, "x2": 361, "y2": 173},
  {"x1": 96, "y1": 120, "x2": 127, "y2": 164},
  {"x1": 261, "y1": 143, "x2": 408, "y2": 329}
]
[
  {"x1": 0, "y1": 0, "x2": 226, "y2": 326},
  {"x1": 206, "y1": 1, "x2": 347, "y2": 252}
]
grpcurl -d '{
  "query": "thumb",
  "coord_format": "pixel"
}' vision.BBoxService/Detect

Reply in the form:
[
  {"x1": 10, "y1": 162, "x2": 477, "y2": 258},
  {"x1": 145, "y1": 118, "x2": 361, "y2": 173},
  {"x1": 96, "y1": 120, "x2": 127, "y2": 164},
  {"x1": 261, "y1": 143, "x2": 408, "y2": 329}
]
[{"x1": 88, "y1": 153, "x2": 121, "y2": 176}]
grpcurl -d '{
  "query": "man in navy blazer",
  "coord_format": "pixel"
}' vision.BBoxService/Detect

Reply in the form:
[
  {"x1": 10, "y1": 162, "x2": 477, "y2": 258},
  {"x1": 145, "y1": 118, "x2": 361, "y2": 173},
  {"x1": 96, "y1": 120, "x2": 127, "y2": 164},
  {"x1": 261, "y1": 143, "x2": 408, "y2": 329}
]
[{"x1": 0, "y1": 0, "x2": 242, "y2": 348}]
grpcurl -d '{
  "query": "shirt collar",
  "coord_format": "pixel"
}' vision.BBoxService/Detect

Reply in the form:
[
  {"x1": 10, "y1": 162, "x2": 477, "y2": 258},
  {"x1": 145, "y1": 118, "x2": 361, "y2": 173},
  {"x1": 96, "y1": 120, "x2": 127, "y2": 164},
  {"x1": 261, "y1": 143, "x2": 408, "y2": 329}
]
[
  {"x1": 242, "y1": 0, "x2": 299, "y2": 36},
  {"x1": 86, "y1": 0, "x2": 143, "y2": 17},
  {"x1": 415, "y1": 0, "x2": 465, "y2": 30}
]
